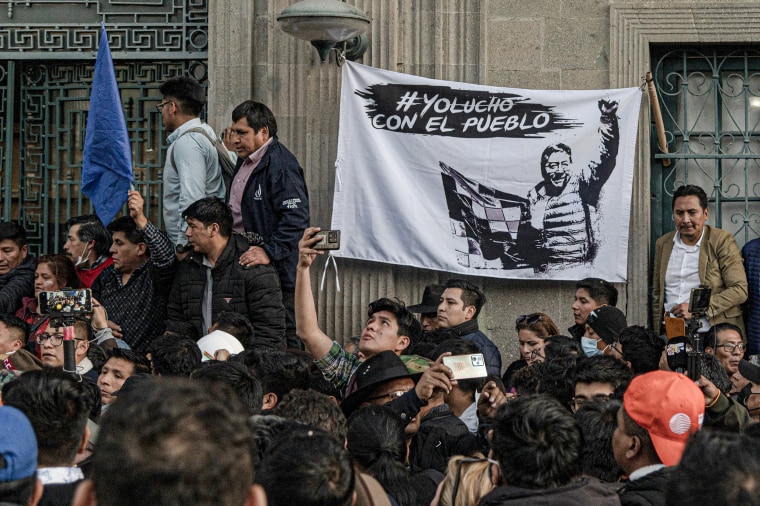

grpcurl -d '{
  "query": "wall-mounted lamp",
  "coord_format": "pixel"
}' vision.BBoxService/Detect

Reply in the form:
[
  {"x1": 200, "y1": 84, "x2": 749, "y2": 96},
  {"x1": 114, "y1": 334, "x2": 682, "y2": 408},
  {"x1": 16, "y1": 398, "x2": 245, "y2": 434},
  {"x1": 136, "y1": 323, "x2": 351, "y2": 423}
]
[{"x1": 277, "y1": 0, "x2": 370, "y2": 64}]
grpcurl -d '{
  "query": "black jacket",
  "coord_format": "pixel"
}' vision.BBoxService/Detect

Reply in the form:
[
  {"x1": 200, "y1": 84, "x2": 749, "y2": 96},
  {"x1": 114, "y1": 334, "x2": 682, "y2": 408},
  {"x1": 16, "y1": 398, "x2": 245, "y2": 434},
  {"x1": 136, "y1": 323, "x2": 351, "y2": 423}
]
[
  {"x1": 479, "y1": 477, "x2": 621, "y2": 505},
  {"x1": 166, "y1": 234, "x2": 286, "y2": 350},
  {"x1": 409, "y1": 405, "x2": 479, "y2": 474},
  {"x1": 0, "y1": 255, "x2": 34, "y2": 315},
  {"x1": 618, "y1": 467, "x2": 672, "y2": 506},
  {"x1": 238, "y1": 136, "x2": 309, "y2": 290}
]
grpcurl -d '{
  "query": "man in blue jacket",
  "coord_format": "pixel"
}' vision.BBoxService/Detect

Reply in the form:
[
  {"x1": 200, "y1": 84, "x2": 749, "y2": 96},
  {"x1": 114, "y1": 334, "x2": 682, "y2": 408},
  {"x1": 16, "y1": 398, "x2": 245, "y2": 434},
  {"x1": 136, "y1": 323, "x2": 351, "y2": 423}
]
[{"x1": 227, "y1": 101, "x2": 309, "y2": 349}]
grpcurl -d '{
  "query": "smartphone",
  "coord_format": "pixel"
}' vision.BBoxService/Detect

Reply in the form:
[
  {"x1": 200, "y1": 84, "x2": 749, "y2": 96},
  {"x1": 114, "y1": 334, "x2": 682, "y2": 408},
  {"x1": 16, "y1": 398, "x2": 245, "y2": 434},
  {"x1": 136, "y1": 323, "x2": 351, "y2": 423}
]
[
  {"x1": 312, "y1": 230, "x2": 341, "y2": 250},
  {"x1": 442, "y1": 353, "x2": 488, "y2": 380},
  {"x1": 38, "y1": 288, "x2": 92, "y2": 315}
]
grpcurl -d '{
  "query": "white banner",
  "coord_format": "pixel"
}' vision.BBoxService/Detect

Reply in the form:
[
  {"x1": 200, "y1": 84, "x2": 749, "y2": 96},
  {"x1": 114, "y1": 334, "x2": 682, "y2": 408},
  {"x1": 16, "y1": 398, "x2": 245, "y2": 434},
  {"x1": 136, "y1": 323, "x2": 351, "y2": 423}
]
[{"x1": 332, "y1": 62, "x2": 641, "y2": 281}]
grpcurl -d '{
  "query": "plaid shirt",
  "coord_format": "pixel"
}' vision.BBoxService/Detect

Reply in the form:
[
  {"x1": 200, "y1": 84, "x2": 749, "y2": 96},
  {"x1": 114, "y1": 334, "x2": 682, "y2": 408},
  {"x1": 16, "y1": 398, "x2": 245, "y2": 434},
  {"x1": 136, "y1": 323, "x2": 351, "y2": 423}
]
[
  {"x1": 314, "y1": 341, "x2": 361, "y2": 398},
  {"x1": 92, "y1": 221, "x2": 176, "y2": 353}
]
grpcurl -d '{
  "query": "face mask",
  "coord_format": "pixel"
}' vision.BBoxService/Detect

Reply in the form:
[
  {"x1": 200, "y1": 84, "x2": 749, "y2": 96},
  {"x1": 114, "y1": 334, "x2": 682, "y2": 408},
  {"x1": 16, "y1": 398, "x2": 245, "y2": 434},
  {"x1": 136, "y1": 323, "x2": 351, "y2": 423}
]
[
  {"x1": 581, "y1": 337, "x2": 603, "y2": 357},
  {"x1": 74, "y1": 243, "x2": 91, "y2": 268}
]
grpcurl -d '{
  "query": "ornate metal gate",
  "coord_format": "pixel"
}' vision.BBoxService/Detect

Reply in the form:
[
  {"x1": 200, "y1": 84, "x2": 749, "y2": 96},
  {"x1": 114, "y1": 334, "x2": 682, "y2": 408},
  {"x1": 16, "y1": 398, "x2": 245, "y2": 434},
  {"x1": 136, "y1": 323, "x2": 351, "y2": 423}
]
[
  {"x1": 650, "y1": 46, "x2": 760, "y2": 251},
  {"x1": 0, "y1": 1, "x2": 208, "y2": 257}
]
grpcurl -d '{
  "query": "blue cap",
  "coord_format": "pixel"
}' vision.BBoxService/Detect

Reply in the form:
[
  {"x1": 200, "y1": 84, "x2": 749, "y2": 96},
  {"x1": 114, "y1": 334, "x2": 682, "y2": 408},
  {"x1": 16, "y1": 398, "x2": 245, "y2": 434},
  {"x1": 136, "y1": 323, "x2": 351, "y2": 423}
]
[{"x1": 0, "y1": 406, "x2": 38, "y2": 482}]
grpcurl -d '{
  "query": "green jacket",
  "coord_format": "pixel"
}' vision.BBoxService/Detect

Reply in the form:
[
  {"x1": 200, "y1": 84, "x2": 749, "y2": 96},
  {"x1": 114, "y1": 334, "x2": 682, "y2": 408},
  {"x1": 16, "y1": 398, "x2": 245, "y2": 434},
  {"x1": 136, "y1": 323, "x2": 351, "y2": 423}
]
[{"x1": 652, "y1": 225, "x2": 748, "y2": 336}]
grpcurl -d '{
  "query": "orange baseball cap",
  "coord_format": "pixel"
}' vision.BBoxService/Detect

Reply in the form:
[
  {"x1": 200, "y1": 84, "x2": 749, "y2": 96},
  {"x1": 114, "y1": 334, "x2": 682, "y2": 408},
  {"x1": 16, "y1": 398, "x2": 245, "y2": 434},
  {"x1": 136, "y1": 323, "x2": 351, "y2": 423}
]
[{"x1": 623, "y1": 370, "x2": 704, "y2": 467}]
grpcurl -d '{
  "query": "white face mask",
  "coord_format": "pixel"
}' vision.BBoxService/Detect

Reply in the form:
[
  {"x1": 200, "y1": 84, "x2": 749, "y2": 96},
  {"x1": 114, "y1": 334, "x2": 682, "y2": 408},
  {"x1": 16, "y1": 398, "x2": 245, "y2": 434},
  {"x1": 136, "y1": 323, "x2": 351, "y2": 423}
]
[
  {"x1": 581, "y1": 337, "x2": 603, "y2": 357},
  {"x1": 74, "y1": 243, "x2": 92, "y2": 268}
]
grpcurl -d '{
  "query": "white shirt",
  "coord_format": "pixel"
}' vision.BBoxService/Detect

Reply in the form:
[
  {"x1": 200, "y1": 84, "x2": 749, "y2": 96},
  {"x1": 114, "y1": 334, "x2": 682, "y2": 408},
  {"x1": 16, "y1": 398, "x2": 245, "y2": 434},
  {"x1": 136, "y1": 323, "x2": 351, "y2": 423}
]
[{"x1": 664, "y1": 230, "x2": 709, "y2": 330}]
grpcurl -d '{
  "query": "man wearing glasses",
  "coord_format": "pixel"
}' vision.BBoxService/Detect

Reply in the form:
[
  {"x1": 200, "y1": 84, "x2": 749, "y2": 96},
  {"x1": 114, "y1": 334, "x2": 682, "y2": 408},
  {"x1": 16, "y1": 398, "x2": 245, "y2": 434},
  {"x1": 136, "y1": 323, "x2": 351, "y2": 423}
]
[
  {"x1": 704, "y1": 323, "x2": 746, "y2": 380},
  {"x1": 157, "y1": 77, "x2": 226, "y2": 252},
  {"x1": 38, "y1": 317, "x2": 112, "y2": 383}
]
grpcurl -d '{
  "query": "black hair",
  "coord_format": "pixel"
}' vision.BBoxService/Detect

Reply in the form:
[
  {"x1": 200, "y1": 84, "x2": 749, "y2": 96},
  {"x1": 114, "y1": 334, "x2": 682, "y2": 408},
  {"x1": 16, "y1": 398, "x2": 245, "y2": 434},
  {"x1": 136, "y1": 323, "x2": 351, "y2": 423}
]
[
  {"x1": 667, "y1": 430, "x2": 760, "y2": 506},
  {"x1": 66, "y1": 214, "x2": 112, "y2": 258},
  {"x1": 212, "y1": 311, "x2": 255, "y2": 348},
  {"x1": 191, "y1": 361, "x2": 263, "y2": 415},
  {"x1": 105, "y1": 348, "x2": 152, "y2": 376},
  {"x1": 576, "y1": 278, "x2": 618, "y2": 307},
  {"x1": 673, "y1": 184, "x2": 708, "y2": 211},
  {"x1": 0, "y1": 314, "x2": 29, "y2": 345},
  {"x1": 704, "y1": 323, "x2": 745, "y2": 349},
  {"x1": 408, "y1": 328, "x2": 459, "y2": 359},
  {"x1": 366, "y1": 297, "x2": 422, "y2": 349},
  {"x1": 444, "y1": 279, "x2": 487, "y2": 318},
  {"x1": 231, "y1": 100, "x2": 278, "y2": 137},
  {"x1": 158, "y1": 77, "x2": 206, "y2": 116},
  {"x1": 275, "y1": 388, "x2": 348, "y2": 442},
  {"x1": 2, "y1": 368, "x2": 94, "y2": 466},
  {"x1": 543, "y1": 335, "x2": 582, "y2": 359},
  {"x1": 0, "y1": 221, "x2": 27, "y2": 249},
  {"x1": 92, "y1": 378, "x2": 256, "y2": 506},
  {"x1": 149, "y1": 334, "x2": 202, "y2": 377},
  {"x1": 512, "y1": 362, "x2": 543, "y2": 396},
  {"x1": 491, "y1": 394, "x2": 582, "y2": 489},
  {"x1": 538, "y1": 355, "x2": 581, "y2": 410},
  {"x1": 574, "y1": 398, "x2": 623, "y2": 482},
  {"x1": 257, "y1": 427, "x2": 355, "y2": 506},
  {"x1": 107, "y1": 216, "x2": 147, "y2": 249},
  {"x1": 235, "y1": 350, "x2": 310, "y2": 405},
  {"x1": 541, "y1": 143, "x2": 573, "y2": 171},
  {"x1": 430, "y1": 338, "x2": 487, "y2": 393},
  {"x1": 346, "y1": 405, "x2": 416, "y2": 506},
  {"x1": 0, "y1": 474, "x2": 37, "y2": 505},
  {"x1": 617, "y1": 325, "x2": 664, "y2": 374},
  {"x1": 574, "y1": 355, "x2": 632, "y2": 393},
  {"x1": 250, "y1": 414, "x2": 308, "y2": 468},
  {"x1": 182, "y1": 197, "x2": 233, "y2": 238},
  {"x1": 80, "y1": 377, "x2": 102, "y2": 422}
]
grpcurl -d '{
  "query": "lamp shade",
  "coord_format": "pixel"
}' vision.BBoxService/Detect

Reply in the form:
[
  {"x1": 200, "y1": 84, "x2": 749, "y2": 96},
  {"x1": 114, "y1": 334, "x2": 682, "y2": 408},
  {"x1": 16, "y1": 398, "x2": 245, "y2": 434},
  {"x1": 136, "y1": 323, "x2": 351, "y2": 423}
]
[{"x1": 277, "y1": 0, "x2": 370, "y2": 44}]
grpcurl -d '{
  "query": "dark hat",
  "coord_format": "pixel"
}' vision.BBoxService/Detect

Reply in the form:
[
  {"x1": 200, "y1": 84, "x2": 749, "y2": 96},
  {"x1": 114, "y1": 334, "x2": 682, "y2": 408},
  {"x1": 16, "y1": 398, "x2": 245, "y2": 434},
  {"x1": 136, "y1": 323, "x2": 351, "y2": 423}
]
[
  {"x1": 739, "y1": 360, "x2": 760, "y2": 384},
  {"x1": 341, "y1": 351, "x2": 413, "y2": 417},
  {"x1": 586, "y1": 306, "x2": 627, "y2": 344},
  {"x1": 408, "y1": 284, "x2": 445, "y2": 314}
]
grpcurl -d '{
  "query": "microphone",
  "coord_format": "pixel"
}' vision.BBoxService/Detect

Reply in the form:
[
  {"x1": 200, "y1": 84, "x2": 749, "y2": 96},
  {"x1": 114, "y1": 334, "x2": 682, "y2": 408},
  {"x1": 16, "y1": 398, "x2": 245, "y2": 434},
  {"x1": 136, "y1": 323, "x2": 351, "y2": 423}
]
[
  {"x1": 62, "y1": 325, "x2": 76, "y2": 374},
  {"x1": 666, "y1": 336, "x2": 692, "y2": 374}
]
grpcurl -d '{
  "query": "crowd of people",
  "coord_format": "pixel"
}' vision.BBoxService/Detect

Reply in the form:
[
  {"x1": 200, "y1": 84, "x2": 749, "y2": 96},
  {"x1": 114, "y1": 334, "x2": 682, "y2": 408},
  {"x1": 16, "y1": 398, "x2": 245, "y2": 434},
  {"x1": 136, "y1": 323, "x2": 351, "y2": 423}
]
[{"x1": 0, "y1": 76, "x2": 759, "y2": 506}]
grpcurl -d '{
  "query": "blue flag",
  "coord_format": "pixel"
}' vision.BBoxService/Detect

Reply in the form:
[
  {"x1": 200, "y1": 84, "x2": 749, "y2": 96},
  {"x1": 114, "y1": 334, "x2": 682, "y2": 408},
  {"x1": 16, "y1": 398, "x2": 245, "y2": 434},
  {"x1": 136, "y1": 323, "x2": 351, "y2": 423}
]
[{"x1": 81, "y1": 23, "x2": 133, "y2": 225}]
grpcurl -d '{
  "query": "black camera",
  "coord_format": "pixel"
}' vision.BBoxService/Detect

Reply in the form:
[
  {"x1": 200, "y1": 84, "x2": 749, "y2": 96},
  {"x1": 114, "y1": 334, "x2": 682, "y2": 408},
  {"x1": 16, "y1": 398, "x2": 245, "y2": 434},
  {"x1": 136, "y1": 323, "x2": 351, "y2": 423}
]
[{"x1": 685, "y1": 285, "x2": 711, "y2": 381}]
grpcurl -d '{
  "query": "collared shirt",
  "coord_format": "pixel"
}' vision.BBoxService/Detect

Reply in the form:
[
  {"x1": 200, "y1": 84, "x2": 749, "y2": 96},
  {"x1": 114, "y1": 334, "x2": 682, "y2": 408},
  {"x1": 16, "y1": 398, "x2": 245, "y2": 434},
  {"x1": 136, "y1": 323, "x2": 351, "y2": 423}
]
[
  {"x1": 37, "y1": 466, "x2": 84, "y2": 485},
  {"x1": 163, "y1": 118, "x2": 225, "y2": 246},
  {"x1": 230, "y1": 137, "x2": 274, "y2": 233},
  {"x1": 459, "y1": 397, "x2": 480, "y2": 434},
  {"x1": 91, "y1": 221, "x2": 176, "y2": 353},
  {"x1": 314, "y1": 341, "x2": 361, "y2": 397},
  {"x1": 628, "y1": 464, "x2": 666, "y2": 482},
  {"x1": 665, "y1": 230, "x2": 709, "y2": 330}
]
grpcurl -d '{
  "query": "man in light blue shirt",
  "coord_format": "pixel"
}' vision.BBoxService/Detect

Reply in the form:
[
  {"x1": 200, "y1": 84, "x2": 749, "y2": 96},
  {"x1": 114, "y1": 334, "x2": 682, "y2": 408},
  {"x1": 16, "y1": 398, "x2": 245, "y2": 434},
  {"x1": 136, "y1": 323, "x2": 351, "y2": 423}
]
[{"x1": 158, "y1": 77, "x2": 225, "y2": 250}]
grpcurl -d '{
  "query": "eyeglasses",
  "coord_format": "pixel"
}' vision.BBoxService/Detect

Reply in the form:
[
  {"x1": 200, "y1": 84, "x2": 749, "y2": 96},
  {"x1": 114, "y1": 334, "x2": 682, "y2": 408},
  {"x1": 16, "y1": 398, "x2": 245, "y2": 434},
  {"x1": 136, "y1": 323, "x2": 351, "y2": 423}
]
[
  {"x1": 364, "y1": 390, "x2": 409, "y2": 403},
  {"x1": 571, "y1": 394, "x2": 613, "y2": 412},
  {"x1": 516, "y1": 313, "x2": 542, "y2": 330},
  {"x1": 155, "y1": 100, "x2": 173, "y2": 111},
  {"x1": 717, "y1": 342, "x2": 746, "y2": 353},
  {"x1": 36, "y1": 333, "x2": 65, "y2": 346},
  {"x1": 451, "y1": 457, "x2": 499, "y2": 504}
]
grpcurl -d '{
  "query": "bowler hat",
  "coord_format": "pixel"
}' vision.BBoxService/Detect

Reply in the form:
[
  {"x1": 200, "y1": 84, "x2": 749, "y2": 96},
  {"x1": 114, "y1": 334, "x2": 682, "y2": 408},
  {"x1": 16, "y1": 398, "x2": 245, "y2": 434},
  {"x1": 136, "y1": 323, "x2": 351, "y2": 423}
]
[
  {"x1": 341, "y1": 351, "x2": 413, "y2": 417},
  {"x1": 408, "y1": 284, "x2": 445, "y2": 314}
]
